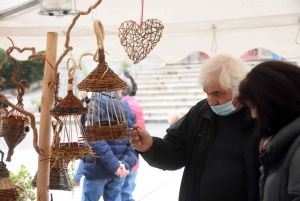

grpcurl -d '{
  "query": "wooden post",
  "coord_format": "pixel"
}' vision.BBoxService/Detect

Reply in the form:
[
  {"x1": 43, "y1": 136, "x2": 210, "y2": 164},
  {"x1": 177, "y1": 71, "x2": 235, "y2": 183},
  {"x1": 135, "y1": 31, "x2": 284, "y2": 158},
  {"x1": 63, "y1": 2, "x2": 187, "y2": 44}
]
[{"x1": 37, "y1": 32, "x2": 58, "y2": 201}]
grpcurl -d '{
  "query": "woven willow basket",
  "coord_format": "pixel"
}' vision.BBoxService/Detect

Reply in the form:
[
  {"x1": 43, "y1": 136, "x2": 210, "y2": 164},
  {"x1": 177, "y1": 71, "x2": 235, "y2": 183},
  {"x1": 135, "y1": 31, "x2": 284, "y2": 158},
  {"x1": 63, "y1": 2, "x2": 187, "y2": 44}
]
[
  {"x1": 0, "y1": 178, "x2": 19, "y2": 201},
  {"x1": 52, "y1": 142, "x2": 93, "y2": 162},
  {"x1": 85, "y1": 121, "x2": 128, "y2": 141},
  {"x1": 32, "y1": 158, "x2": 72, "y2": 191},
  {"x1": 1, "y1": 115, "x2": 27, "y2": 161}
]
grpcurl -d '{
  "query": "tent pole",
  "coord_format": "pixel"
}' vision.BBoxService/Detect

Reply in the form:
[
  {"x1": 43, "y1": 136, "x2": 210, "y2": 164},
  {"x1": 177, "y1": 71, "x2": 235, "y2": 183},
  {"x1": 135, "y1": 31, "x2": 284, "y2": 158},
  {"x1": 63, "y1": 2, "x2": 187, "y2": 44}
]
[{"x1": 37, "y1": 32, "x2": 58, "y2": 201}]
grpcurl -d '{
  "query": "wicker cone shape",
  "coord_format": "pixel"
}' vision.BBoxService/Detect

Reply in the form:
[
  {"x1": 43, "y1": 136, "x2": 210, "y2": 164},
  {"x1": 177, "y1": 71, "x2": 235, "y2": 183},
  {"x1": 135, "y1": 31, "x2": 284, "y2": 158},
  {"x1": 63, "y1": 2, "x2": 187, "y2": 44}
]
[
  {"x1": 77, "y1": 50, "x2": 127, "y2": 92},
  {"x1": 1, "y1": 115, "x2": 27, "y2": 161},
  {"x1": 50, "y1": 90, "x2": 87, "y2": 116},
  {"x1": 0, "y1": 177, "x2": 19, "y2": 201},
  {"x1": 118, "y1": 19, "x2": 164, "y2": 64},
  {"x1": 0, "y1": 162, "x2": 9, "y2": 179},
  {"x1": 32, "y1": 158, "x2": 72, "y2": 191}
]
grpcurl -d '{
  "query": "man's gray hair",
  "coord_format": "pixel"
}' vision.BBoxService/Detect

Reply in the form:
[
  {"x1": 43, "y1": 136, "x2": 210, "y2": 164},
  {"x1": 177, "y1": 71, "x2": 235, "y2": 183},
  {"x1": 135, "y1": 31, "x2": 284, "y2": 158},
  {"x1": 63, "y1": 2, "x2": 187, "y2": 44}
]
[{"x1": 199, "y1": 54, "x2": 248, "y2": 95}]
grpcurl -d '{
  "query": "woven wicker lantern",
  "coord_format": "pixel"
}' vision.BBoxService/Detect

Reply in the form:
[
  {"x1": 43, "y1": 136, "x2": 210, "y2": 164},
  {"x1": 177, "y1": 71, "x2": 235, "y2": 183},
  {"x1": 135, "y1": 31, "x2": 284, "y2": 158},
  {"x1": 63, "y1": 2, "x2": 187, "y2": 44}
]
[
  {"x1": 77, "y1": 49, "x2": 129, "y2": 141},
  {"x1": 32, "y1": 157, "x2": 72, "y2": 191},
  {"x1": 1, "y1": 59, "x2": 29, "y2": 162},
  {"x1": 50, "y1": 58, "x2": 93, "y2": 162}
]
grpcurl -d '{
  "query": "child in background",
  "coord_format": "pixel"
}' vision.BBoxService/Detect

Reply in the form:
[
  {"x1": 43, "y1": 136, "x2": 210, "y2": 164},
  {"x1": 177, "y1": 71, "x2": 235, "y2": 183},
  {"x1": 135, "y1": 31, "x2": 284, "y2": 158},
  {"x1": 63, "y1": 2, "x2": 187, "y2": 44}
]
[{"x1": 168, "y1": 111, "x2": 181, "y2": 126}]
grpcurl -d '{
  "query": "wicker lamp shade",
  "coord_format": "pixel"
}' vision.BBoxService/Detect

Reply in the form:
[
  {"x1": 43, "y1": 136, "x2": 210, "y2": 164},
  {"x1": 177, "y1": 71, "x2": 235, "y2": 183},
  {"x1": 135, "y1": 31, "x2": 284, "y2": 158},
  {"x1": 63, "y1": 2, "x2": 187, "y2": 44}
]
[{"x1": 32, "y1": 157, "x2": 72, "y2": 191}]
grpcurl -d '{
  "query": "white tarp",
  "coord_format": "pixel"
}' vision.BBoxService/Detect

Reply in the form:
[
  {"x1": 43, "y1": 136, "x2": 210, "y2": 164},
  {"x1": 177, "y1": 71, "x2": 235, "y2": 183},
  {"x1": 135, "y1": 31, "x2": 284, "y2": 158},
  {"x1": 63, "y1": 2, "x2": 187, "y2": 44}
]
[{"x1": 0, "y1": 0, "x2": 300, "y2": 63}]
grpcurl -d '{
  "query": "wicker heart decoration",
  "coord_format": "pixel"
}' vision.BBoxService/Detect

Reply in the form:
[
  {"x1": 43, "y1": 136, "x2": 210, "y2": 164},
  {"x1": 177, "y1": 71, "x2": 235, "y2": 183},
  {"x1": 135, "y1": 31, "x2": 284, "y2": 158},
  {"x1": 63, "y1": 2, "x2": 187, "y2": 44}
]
[{"x1": 118, "y1": 19, "x2": 164, "y2": 64}]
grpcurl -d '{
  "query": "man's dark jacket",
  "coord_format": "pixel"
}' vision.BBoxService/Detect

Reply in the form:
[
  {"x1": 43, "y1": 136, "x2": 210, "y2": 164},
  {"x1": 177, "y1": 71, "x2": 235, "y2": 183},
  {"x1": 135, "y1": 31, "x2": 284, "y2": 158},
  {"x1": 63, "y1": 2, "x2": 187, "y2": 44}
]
[{"x1": 141, "y1": 99, "x2": 260, "y2": 201}]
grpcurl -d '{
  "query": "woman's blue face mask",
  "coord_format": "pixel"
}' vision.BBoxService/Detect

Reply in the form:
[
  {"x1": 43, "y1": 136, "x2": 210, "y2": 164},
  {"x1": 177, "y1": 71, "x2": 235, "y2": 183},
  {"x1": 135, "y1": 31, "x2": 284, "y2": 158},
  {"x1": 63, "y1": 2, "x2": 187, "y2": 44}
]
[{"x1": 210, "y1": 98, "x2": 239, "y2": 116}]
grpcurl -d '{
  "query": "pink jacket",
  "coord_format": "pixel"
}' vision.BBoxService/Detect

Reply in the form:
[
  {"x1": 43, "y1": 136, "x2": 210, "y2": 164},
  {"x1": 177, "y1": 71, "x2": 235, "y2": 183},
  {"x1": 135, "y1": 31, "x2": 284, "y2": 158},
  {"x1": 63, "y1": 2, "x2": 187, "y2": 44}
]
[{"x1": 122, "y1": 96, "x2": 146, "y2": 170}]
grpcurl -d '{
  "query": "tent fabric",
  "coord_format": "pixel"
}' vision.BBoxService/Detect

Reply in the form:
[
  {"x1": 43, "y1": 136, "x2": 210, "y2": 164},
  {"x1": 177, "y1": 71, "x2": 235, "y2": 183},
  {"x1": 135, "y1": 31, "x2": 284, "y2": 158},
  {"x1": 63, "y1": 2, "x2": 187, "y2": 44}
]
[{"x1": 0, "y1": 0, "x2": 300, "y2": 63}]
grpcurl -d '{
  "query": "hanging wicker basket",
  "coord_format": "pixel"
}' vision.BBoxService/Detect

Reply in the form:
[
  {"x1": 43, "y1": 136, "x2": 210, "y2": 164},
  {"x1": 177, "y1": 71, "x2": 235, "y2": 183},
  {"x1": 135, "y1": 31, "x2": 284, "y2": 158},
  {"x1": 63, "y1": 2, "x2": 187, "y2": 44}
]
[
  {"x1": 85, "y1": 121, "x2": 128, "y2": 141},
  {"x1": 32, "y1": 157, "x2": 72, "y2": 191},
  {"x1": 50, "y1": 86, "x2": 93, "y2": 161},
  {"x1": 0, "y1": 150, "x2": 9, "y2": 179},
  {"x1": 1, "y1": 115, "x2": 28, "y2": 161},
  {"x1": 51, "y1": 142, "x2": 93, "y2": 162},
  {"x1": 0, "y1": 178, "x2": 19, "y2": 201}
]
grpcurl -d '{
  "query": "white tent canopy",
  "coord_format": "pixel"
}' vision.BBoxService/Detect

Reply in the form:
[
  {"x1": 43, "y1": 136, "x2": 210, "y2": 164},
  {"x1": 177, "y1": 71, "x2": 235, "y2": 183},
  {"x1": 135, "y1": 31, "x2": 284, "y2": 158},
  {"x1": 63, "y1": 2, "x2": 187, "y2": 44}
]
[{"x1": 1, "y1": 0, "x2": 300, "y2": 63}]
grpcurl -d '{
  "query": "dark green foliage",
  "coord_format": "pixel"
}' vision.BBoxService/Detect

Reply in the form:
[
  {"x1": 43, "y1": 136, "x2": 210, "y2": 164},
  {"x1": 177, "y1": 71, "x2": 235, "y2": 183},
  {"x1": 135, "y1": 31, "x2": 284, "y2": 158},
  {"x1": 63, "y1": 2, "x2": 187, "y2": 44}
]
[{"x1": 0, "y1": 48, "x2": 45, "y2": 91}]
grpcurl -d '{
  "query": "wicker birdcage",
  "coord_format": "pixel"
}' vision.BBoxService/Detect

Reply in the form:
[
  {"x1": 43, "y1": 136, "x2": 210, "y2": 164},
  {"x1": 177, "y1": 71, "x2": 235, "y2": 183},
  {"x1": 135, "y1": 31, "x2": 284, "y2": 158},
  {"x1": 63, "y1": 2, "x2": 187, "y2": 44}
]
[
  {"x1": 50, "y1": 58, "x2": 93, "y2": 162},
  {"x1": 32, "y1": 157, "x2": 72, "y2": 191},
  {"x1": 77, "y1": 47, "x2": 129, "y2": 141}
]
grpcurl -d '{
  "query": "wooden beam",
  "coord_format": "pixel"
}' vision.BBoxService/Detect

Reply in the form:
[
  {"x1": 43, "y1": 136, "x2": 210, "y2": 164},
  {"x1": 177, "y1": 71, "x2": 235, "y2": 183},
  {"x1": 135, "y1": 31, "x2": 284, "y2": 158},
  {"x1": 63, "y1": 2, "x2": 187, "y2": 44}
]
[{"x1": 36, "y1": 32, "x2": 58, "y2": 201}]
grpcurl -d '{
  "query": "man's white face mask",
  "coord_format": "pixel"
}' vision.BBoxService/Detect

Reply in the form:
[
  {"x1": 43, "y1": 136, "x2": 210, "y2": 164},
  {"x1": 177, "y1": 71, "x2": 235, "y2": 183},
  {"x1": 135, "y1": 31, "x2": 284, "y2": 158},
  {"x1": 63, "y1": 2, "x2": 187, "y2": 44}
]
[{"x1": 210, "y1": 96, "x2": 239, "y2": 116}]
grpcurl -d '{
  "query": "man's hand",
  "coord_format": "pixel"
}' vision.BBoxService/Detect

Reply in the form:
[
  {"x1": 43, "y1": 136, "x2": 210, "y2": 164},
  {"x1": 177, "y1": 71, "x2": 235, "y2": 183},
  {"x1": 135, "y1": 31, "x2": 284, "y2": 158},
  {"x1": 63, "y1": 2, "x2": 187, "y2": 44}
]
[{"x1": 129, "y1": 124, "x2": 153, "y2": 152}]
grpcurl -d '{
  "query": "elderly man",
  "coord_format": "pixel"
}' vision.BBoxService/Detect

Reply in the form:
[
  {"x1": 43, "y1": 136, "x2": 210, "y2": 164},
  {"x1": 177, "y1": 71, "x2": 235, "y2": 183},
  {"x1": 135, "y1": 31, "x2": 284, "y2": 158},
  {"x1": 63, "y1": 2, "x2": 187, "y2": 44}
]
[{"x1": 130, "y1": 54, "x2": 260, "y2": 201}]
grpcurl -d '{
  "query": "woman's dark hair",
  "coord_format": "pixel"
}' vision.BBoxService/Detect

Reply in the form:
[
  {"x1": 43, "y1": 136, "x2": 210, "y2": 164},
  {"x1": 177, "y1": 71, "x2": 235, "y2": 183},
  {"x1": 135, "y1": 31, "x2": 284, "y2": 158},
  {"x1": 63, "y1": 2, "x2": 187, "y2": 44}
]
[{"x1": 238, "y1": 61, "x2": 300, "y2": 138}]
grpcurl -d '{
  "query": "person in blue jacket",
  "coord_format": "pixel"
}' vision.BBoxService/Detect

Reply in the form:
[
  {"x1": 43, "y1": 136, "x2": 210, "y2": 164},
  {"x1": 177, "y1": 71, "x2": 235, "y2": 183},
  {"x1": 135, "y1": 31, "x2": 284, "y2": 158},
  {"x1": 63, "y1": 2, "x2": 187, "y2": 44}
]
[{"x1": 78, "y1": 91, "x2": 138, "y2": 201}]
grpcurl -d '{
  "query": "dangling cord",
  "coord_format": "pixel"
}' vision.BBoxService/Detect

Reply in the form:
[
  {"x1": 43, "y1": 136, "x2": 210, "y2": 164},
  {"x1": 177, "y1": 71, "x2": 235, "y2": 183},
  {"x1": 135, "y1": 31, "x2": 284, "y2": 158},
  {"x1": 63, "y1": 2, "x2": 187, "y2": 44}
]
[
  {"x1": 140, "y1": 0, "x2": 144, "y2": 25},
  {"x1": 211, "y1": 24, "x2": 217, "y2": 53},
  {"x1": 295, "y1": 18, "x2": 300, "y2": 44},
  {"x1": 66, "y1": 58, "x2": 81, "y2": 91},
  {"x1": 93, "y1": 19, "x2": 109, "y2": 79}
]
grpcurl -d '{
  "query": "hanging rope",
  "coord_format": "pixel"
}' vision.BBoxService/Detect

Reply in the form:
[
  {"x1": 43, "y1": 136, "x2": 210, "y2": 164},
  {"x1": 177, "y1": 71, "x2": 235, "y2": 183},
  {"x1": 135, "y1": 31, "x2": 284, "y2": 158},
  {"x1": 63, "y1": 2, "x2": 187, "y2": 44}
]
[
  {"x1": 93, "y1": 19, "x2": 109, "y2": 79},
  {"x1": 140, "y1": 0, "x2": 144, "y2": 25},
  {"x1": 211, "y1": 24, "x2": 217, "y2": 53},
  {"x1": 66, "y1": 58, "x2": 81, "y2": 91},
  {"x1": 295, "y1": 24, "x2": 300, "y2": 44}
]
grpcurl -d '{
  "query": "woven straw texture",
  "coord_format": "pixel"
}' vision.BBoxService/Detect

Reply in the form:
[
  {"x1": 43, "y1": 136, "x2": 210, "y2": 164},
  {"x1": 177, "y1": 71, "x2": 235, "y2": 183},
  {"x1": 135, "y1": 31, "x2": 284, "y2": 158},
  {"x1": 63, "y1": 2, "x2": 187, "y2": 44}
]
[
  {"x1": 52, "y1": 142, "x2": 93, "y2": 162},
  {"x1": 0, "y1": 178, "x2": 19, "y2": 201},
  {"x1": 1, "y1": 115, "x2": 27, "y2": 161},
  {"x1": 86, "y1": 121, "x2": 128, "y2": 141},
  {"x1": 0, "y1": 107, "x2": 8, "y2": 137},
  {"x1": 50, "y1": 90, "x2": 87, "y2": 116},
  {"x1": 118, "y1": 19, "x2": 164, "y2": 64},
  {"x1": 77, "y1": 50, "x2": 127, "y2": 92},
  {"x1": 31, "y1": 158, "x2": 72, "y2": 191},
  {"x1": 0, "y1": 163, "x2": 9, "y2": 179}
]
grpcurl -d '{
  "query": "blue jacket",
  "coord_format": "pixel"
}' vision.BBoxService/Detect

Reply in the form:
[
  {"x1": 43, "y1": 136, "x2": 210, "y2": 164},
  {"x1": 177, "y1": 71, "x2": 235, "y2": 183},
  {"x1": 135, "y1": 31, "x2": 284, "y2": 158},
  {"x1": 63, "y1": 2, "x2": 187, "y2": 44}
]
[
  {"x1": 82, "y1": 92, "x2": 138, "y2": 180},
  {"x1": 82, "y1": 139, "x2": 138, "y2": 179}
]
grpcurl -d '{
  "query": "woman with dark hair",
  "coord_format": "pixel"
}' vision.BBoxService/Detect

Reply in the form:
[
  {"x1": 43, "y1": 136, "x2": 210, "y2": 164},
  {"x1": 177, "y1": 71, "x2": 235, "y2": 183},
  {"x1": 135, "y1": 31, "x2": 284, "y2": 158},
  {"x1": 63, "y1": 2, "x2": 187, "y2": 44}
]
[{"x1": 238, "y1": 61, "x2": 300, "y2": 201}]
